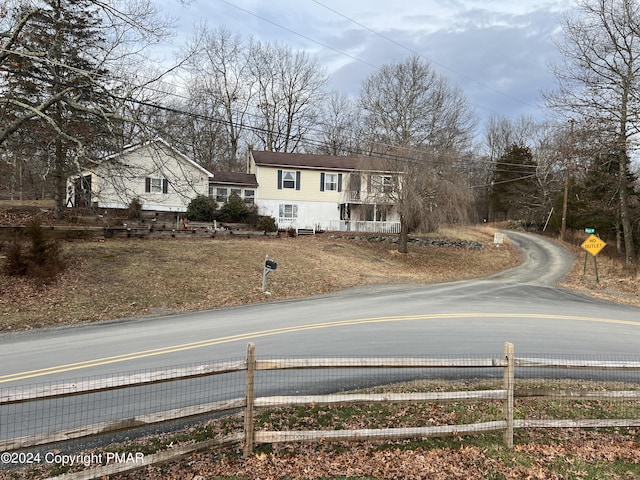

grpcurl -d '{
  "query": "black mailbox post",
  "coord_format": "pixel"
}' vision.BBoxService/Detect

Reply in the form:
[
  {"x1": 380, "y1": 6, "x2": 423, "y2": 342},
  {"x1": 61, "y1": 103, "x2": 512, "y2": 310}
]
[{"x1": 262, "y1": 255, "x2": 277, "y2": 293}]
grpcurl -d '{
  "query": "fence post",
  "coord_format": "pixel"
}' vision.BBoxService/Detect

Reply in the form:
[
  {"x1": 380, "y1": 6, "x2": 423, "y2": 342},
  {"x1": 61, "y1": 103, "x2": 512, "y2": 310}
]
[
  {"x1": 503, "y1": 342, "x2": 515, "y2": 448},
  {"x1": 243, "y1": 342, "x2": 256, "y2": 458}
]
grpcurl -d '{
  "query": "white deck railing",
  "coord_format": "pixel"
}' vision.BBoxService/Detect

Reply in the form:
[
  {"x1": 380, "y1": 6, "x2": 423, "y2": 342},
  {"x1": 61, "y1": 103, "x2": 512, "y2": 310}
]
[{"x1": 328, "y1": 220, "x2": 401, "y2": 234}]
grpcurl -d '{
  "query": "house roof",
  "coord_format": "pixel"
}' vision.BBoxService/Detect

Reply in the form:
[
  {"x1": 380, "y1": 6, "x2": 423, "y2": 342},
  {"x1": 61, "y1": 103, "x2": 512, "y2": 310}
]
[
  {"x1": 251, "y1": 150, "x2": 384, "y2": 172},
  {"x1": 211, "y1": 171, "x2": 258, "y2": 188},
  {"x1": 102, "y1": 138, "x2": 215, "y2": 178}
]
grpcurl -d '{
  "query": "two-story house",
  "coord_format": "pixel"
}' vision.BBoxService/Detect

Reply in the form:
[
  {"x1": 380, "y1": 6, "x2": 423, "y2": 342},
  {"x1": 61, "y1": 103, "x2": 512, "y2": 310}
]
[
  {"x1": 68, "y1": 141, "x2": 401, "y2": 233},
  {"x1": 248, "y1": 150, "x2": 401, "y2": 233}
]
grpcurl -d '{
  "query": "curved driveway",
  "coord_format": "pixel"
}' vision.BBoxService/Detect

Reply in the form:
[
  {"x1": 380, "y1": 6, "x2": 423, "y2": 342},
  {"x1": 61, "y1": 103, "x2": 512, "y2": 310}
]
[{"x1": 1, "y1": 230, "x2": 640, "y2": 387}]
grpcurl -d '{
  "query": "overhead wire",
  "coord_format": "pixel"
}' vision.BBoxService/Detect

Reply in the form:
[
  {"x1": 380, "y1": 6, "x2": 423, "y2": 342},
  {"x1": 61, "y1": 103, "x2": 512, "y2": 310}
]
[
  {"x1": 1, "y1": 2, "x2": 552, "y2": 178},
  {"x1": 310, "y1": 0, "x2": 538, "y2": 111},
  {"x1": 2, "y1": 52, "x2": 547, "y2": 176},
  {"x1": 214, "y1": 0, "x2": 527, "y2": 118}
]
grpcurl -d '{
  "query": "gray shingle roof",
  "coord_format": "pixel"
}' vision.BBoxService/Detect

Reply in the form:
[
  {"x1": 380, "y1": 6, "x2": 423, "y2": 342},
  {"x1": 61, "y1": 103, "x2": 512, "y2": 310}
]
[
  {"x1": 251, "y1": 151, "x2": 369, "y2": 171},
  {"x1": 211, "y1": 171, "x2": 258, "y2": 187}
]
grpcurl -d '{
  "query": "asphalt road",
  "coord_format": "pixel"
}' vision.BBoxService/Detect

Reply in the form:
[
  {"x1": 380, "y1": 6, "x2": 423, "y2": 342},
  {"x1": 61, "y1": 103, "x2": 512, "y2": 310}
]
[
  {"x1": 1, "y1": 230, "x2": 639, "y2": 387},
  {"x1": 2, "y1": 230, "x2": 640, "y2": 448}
]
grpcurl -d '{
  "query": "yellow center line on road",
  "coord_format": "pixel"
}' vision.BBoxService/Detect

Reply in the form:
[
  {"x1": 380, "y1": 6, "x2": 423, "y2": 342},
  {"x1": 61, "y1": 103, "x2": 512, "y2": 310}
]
[{"x1": 2, "y1": 313, "x2": 639, "y2": 383}]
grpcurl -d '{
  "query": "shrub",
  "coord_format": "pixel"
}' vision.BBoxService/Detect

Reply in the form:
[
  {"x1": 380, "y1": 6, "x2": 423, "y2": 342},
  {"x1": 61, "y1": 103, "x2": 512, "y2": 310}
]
[
  {"x1": 3, "y1": 220, "x2": 66, "y2": 283},
  {"x1": 257, "y1": 215, "x2": 277, "y2": 234},
  {"x1": 127, "y1": 197, "x2": 143, "y2": 219},
  {"x1": 186, "y1": 195, "x2": 217, "y2": 222},
  {"x1": 4, "y1": 242, "x2": 28, "y2": 277},
  {"x1": 219, "y1": 193, "x2": 251, "y2": 222}
]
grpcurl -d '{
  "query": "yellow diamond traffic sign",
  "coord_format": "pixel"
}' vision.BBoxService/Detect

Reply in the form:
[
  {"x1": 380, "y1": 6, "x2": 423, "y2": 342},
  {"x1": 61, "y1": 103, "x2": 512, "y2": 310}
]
[{"x1": 581, "y1": 234, "x2": 606, "y2": 256}]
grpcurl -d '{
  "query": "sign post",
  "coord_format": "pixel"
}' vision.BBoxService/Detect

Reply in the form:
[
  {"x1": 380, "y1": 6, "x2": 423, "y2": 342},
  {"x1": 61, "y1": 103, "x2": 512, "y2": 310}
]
[{"x1": 580, "y1": 231, "x2": 606, "y2": 283}]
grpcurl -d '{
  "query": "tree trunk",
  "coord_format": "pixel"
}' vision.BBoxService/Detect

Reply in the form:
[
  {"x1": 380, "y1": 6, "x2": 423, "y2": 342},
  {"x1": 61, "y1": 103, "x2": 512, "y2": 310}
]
[
  {"x1": 398, "y1": 217, "x2": 409, "y2": 254},
  {"x1": 618, "y1": 148, "x2": 635, "y2": 266},
  {"x1": 54, "y1": 137, "x2": 66, "y2": 220},
  {"x1": 618, "y1": 81, "x2": 635, "y2": 266}
]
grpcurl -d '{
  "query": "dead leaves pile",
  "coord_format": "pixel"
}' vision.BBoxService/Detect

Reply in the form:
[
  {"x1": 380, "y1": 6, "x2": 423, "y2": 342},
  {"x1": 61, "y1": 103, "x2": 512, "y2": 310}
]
[{"x1": 125, "y1": 431, "x2": 640, "y2": 480}]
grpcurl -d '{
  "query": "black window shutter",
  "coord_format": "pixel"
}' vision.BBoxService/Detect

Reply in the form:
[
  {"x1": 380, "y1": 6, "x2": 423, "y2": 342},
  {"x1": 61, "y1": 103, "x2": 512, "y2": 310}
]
[
  {"x1": 145, "y1": 177, "x2": 150, "y2": 193},
  {"x1": 296, "y1": 171, "x2": 301, "y2": 191},
  {"x1": 277, "y1": 170, "x2": 283, "y2": 189},
  {"x1": 338, "y1": 174, "x2": 342, "y2": 192},
  {"x1": 320, "y1": 172, "x2": 325, "y2": 191},
  {"x1": 162, "y1": 179, "x2": 169, "y2": 194}
]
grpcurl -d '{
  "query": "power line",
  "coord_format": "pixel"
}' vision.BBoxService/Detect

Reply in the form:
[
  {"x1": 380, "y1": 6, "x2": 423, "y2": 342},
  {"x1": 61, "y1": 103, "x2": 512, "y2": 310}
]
[
  {"x1": 311, "y1": 0, "x2": 538, "y2": 111},
  {"x1": 3, "y1": 46, "x2": 551, "y2": 177},
  {"x1": 2, "y1": 14, "x2": 557, "y2": 178},
  {"x1": 218, "y1": 0, "x2": 536, "y2": 115},
  {"x1": 215, "y1": 0, "x2": 379, "y2": 71}
]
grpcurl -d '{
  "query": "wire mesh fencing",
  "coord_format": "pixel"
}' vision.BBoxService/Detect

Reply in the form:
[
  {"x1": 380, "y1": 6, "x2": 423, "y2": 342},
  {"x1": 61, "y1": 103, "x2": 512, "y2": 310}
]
[
  {"x1": 2, "y1": 342, "x2": 640, "y2": 472},
  {"x1": 247, "y1": 348, "x2": 511, "y2": 452},
  {"x1": 513, "y1": 353, "x2": 640, "y2": 429},
  {"x1": 0, "y1": 358, "x2": 247, "y2": 451}
]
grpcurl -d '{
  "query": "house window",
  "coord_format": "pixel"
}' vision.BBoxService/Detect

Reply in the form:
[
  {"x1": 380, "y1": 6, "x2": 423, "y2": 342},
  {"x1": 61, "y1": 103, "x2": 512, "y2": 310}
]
[
  {"x1": 279, "y1": 204, "x2": 298, "y2": 221},
  {"x1": 364, "y1": 204, "x2": 374, "y2": 221},
  {"x1": 320, "y1": 172, "x2": 342, "y2": 192},
  {"x1": 371, "y1": 175, "x2": 396, "y2": 194},
  {"x1": 283, "y1": 171, "x2": 296, "y2": 189},
  {"x1": 230, "y1": 188, "x2": 242, "y2": 198},
  {"x1": 278, "y1": 170, "x2": 300, "y2": 190},
  {"x1": 244, "y1": 189, "x2": 255, "y2": 205},
  {"x1": 376, "y1": 205, "x2": 389, "y2": 221},
  {"x1": 145, "y1": 177, "x2": 168, "y2": 194},
  {"x1": 216, "y1": 187, "x2": 227, "y2": 204},
  {"x1": 363, "y1": 205, "x2": 387, "y2": 221},
  {"x1": 326, "y1": 173, "x2": 337, "y2": 191}
]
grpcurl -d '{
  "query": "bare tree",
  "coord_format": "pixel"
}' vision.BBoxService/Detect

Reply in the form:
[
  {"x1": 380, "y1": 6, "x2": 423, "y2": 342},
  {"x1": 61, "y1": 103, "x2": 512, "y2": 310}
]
[
  {"x1": 546, "y1": 0, "x2": 640, "y2": 265},
  {"x1": 482, "y1": 114, "x2": 538, "y2": 164},
  {"x1": 314, "y1": 91, "x2": 363, "y2": 156},
  {"x1": 182, "y1": 26, "x2": 253, "y2": 170},
  {"x1": 360, "y1": 55, "x2": 475, "y2": 153},
  {"x1": 358, "y1": 55, "x2": 476, "y2": 252},
  {"x1": 479, "y1": 115, "x2": 566, "y2": 226},
  {"x1": 247, "y1": 41, "x2": 327, "y2": 153}
]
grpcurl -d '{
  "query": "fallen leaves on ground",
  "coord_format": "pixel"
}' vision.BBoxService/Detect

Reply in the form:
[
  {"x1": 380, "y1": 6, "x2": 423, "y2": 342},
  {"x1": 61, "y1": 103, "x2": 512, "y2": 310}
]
[{"x1": 118, "y1": 431, "x2": 640, "y2": 480}]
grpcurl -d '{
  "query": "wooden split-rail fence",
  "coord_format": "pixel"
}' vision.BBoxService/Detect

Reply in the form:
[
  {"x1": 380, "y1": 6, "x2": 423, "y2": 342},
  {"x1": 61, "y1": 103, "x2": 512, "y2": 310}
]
[{"x1": 2, "y1": 342, "x2": 640, "y2": 480}]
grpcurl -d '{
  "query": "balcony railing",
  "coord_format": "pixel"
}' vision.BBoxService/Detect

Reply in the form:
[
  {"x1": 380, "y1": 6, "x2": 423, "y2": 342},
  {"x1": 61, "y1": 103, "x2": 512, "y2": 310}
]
[{"x1": 341, "y1": 190, "x2": 396, "y2": 205}]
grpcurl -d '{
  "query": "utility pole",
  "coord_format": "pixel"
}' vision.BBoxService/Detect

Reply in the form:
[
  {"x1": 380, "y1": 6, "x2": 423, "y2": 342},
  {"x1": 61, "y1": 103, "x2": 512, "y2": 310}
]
[{"x1": 560, "y1": 119, "x2": 575, "y2": 241}]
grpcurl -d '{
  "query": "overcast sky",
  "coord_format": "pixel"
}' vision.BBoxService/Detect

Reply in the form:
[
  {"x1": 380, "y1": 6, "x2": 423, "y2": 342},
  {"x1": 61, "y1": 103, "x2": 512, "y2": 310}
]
[{"x1": 155, "y1": 0, "x2": 575, "y2": 131}]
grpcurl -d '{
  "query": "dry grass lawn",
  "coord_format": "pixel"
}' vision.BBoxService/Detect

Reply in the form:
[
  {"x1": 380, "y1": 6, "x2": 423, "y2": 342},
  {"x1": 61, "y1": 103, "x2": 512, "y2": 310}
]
[
  {"x1": 559, "y1": 246, "x2": 640, "y2": 307},
  {"x1": 2, "y1": 219, "x2": 640, "y2": 480},
  {"x1": 0, "y1": 227, "x2": 518, "y2": 332}
]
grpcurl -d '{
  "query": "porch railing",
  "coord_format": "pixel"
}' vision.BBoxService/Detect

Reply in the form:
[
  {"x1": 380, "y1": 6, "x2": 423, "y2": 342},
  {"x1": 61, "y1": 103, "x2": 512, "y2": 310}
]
[{"x1": 328, "y1": 220, "x2": 401, "y2": 234}]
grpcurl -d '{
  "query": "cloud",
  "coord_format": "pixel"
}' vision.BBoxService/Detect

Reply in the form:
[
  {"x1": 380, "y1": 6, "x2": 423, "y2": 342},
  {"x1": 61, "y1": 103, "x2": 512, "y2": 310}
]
[
  {"x1": 317, "y1": 3, "x2": 569, "y2": 124},
  {"x1": 157, "y1": 0, "x2": 573, "y2": 128}
]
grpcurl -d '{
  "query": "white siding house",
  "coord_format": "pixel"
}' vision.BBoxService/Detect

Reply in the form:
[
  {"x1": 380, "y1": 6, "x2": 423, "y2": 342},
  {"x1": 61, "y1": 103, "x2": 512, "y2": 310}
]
[
  {"x1": 248, "y1": 150, "x2": 401, "y2": 233},
  {"x1": 68, "y1": 138, "x2": 214, "y2": 212},
  {"x1": 67, "y1": 141, "x2": 402, "y2": 234}
]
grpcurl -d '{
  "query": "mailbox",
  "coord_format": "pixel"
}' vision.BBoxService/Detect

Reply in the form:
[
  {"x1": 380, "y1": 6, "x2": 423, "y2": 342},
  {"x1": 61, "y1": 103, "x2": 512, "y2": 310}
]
[
  {"x1": 262, "y1": 256, "x2": 277, "y2": 294},
  {"x1": 265, "y1": 259, "x2": 278, "y2": 271}
]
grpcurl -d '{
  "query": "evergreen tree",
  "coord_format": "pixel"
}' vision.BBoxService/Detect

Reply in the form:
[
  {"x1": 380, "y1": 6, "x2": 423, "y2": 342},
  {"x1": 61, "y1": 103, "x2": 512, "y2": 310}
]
[
  {"x1": 568, "y1": 150, "x2": 639, "y2": 243},
  {"x1": 490, "y1": 145, "x2": 539, "y2": 223},
  {"x1": 2, "y1": 0, "x2": 114, "y2": 218},
  {"x1": 220, "y1": 192, "x2": 252, "y2": 222}
]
